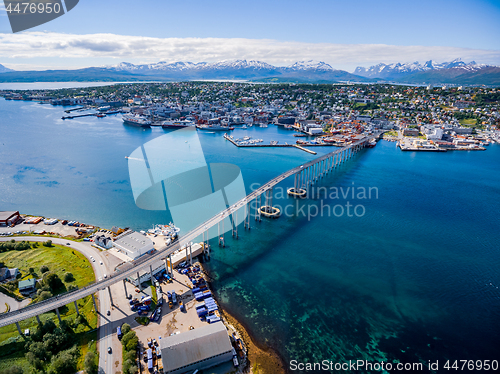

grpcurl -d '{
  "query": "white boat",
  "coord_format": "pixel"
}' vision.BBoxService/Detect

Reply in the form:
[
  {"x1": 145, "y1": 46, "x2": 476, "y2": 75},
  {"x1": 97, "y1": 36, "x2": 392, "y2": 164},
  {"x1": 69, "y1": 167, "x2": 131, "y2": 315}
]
[
  {"x1": 162, "y1": 120, "x2": 195, "y2": 129},
  {"x1": 122, "y1": 113, "x2": 151, "y2": 127},
  {"x1": 242, "y1": 125, "x2": 248, "y2": 129}
]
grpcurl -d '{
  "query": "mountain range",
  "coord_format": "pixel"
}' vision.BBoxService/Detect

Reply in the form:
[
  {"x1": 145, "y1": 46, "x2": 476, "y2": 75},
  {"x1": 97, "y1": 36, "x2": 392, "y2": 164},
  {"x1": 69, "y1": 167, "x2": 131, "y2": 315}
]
[
  {"x1": 354, "y1": 58, "x2": 500, "y2": 84},
  {"x1": 0, "y1": 59, "x2": 499, "y2": 85}
]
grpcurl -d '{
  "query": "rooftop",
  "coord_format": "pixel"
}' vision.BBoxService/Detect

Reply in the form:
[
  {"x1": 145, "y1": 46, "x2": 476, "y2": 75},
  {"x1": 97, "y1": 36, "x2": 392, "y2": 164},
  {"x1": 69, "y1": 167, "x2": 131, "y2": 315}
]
[{"x1": 160, "y1": 322, "x2": 232, "y2": 372}]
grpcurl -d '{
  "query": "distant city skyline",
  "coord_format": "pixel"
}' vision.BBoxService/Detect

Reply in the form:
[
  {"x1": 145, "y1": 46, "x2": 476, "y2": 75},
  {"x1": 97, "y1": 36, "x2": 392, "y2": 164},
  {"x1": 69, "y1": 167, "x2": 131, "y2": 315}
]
[{"x1": 0, "y1": 0, "x2": 499, "y2": 72}]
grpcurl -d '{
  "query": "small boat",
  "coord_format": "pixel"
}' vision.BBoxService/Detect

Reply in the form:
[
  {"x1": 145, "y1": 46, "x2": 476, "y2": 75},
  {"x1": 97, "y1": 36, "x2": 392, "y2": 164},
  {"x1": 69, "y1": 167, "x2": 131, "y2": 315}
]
[
  {"x1": 242, "y1": 125, "x2": 247, "y2": 129},
  {"x1": 96, "y1": 113, "x2": 106, "y2": 118}
]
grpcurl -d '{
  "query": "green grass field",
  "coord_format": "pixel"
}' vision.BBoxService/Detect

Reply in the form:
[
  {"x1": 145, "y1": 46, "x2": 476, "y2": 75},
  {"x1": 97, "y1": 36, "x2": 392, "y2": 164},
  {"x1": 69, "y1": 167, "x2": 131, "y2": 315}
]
[
  {"x1": 0, "y1": 244, "x2": 97, "y2": 372},
  {"x1": 459, "y1": 118, "x2": 477, "y2": 125}
]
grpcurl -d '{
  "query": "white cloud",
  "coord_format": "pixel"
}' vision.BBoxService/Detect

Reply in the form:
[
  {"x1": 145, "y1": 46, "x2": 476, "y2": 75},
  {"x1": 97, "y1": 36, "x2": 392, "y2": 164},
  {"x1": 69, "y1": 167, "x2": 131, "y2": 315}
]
[{"x1": 0, "y1": 31, "x2": 499, "y2": 72}]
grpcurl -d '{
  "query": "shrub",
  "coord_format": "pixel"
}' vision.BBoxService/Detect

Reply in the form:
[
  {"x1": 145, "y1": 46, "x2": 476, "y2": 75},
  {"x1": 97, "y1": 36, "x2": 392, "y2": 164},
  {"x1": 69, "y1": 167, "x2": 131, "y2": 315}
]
[
  {"x1": 40, "y1": 265, "x2": 49, "y2": 274},
  {"x1": 42, "y1": 240, "x2": 53, "y2": 247},
  {"x1": 38, "y1": 290, "x2": 53, "y2": 301},
  {"x1": 2, "y1": 366, "x2": 23, "y2": 374},
  {"x1": 63, "y1": 272, "x2": 74, "y2": 282},
  {"x1": 29, "y1": 267, "x2": 34, "y2": 274}
]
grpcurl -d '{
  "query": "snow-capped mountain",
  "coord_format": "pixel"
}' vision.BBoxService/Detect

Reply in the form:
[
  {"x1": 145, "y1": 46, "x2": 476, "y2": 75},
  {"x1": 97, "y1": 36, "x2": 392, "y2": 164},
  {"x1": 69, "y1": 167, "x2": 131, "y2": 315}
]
[
  {"x1": 0, "y1": 64, "x2": 14, "y2": 73},
  {"x1": 286, "y1": 60, "x2": 335, "y2": 71},
  {"x1": 354, "y1": 59, "x2": 495, "y2": 79},
  {"x1": 104, "y1": 59, "x2": 365, "y2": 82}
]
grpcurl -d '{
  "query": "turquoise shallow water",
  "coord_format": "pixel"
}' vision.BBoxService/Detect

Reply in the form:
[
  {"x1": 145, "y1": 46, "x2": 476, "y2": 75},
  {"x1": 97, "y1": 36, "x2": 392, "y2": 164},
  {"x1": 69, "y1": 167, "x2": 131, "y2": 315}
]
[{"x1": 1, "y1": 98, "x2": 500, "y2": 372}]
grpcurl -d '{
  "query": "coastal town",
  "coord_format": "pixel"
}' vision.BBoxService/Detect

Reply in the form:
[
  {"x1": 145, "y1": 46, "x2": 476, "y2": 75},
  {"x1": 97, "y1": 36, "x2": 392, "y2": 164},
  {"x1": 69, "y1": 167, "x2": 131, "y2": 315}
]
[
  {"x1": 1, "y1": 81, "x2": 500, "y2": 374},
  {"x1": 1, "y1": 82, "x2": 499, "y2": 151}
]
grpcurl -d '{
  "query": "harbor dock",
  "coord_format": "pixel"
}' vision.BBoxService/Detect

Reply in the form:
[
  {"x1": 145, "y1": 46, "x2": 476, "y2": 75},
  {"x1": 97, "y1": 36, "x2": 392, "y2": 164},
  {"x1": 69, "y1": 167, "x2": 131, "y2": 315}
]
[{"x1": 224, "y1": 134, "x2": 324, "y2": 154}]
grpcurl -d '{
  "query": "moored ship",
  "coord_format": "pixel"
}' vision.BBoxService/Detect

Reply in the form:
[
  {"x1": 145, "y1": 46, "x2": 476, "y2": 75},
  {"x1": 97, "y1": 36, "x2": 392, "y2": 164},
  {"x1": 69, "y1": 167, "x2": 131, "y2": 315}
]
[
  {"x1": 196, "y1": 124, "x2": 234, "y2": 131},
  {"x1": 161, "y1": 119, "x2": 195, "y2": 129},
  {"x1": 122, "y1": 113, "x2": 152, "y2": 127}
]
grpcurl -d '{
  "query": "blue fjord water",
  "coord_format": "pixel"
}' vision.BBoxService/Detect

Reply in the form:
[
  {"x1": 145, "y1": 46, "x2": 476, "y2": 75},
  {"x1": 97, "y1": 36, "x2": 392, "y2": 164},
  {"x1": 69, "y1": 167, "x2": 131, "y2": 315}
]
[{"x1": 1, "y1": 98, "x2": 500, "y2": 372}]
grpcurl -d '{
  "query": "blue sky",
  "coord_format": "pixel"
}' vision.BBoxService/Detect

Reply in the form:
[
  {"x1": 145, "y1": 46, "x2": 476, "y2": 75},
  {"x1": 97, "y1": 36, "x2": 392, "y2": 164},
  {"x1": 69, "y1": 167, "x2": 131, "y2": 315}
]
[{"x1": 0, "y1": 0, "x2": 499, "y2": 71}]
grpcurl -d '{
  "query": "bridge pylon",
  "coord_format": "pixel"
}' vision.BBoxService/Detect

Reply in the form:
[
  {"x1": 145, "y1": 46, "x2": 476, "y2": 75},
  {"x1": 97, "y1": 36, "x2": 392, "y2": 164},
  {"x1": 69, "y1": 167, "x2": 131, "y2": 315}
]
[{"x1": 259, "y1": 187, "x2": 281, "y2": 218}]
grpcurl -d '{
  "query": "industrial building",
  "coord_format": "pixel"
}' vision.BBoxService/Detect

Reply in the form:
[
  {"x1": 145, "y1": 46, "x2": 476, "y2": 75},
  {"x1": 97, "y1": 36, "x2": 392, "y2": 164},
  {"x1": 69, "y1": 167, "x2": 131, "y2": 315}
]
[
  {"x1": 113, "y1": 230, "x2": 154, "y2": 260},
  {"x1": 159, "y1": 322, "x2": 233, "y2": 374},
  {"x1": 0, "y1": 211, "x2": 20, "y2": 227}
]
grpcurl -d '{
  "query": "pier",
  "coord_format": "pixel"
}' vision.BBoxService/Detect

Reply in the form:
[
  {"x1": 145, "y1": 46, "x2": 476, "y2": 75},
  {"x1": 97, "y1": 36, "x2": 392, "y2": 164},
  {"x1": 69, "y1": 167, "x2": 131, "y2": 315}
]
[
  {"x1": 62, "y1": 113, "x2": 97, "y2": 119},
  {"x1": 0, "y1": 134, "x2": 376, "y2": 329},
  {"x1": 224, "y1": 133, "x2": 333, "y2": 154}
]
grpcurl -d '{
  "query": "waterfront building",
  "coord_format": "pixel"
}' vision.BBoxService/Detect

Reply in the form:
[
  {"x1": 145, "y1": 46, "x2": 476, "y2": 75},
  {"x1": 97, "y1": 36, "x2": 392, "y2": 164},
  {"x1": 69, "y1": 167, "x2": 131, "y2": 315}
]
[
  {"x1": 113, "y1": 230, "x2": 154, "y2": 260},
  {"x1": 94, "y1": 235, "x2": 113, "y2": 249},
  {"x1": 0, "y1": 211, "x2": 20, "y2": 227},
  {"x1": 159, "y1": 322, "x2": 233, "y2": 374}
]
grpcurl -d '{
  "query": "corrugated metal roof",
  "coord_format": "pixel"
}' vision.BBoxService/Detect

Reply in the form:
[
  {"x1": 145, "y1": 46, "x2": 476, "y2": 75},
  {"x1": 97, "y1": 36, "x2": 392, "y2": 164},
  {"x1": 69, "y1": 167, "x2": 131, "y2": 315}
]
[{"x1": 160, "y1": 322, "x2": 232, "y2": 372}]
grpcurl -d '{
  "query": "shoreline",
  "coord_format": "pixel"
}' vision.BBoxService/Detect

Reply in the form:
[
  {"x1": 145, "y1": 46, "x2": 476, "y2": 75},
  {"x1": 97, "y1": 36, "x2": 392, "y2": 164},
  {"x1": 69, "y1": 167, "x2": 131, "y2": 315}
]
[{"x1": 204, "y1": 274, "x2": 286, "y2": 374}]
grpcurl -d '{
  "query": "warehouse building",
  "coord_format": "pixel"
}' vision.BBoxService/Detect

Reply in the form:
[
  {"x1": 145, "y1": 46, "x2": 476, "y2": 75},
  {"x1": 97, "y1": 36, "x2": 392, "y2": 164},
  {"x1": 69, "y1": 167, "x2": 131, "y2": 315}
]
[
  {"x1": 113, "y1": 230, "x2": 154, "y2": 260},
  {"x1": 0, "y1": 211, "x2": 20, "y2": 227},
  {"x1": 159, "y1": 322, "x2": 233, "y2": 374}
]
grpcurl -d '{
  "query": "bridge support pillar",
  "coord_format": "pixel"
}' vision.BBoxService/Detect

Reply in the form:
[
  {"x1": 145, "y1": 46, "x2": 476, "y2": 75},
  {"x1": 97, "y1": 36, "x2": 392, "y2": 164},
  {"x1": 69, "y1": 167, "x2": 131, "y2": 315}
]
[
  {"x1": 55, "y1": 308, "x2": 62, "y2": 323},
  {"x1": 189, "y1": 242, "x2": 193, "y2": 264},
  {"x1": 149, "y1": 265, "x2": 154, "y2": 284},
  {"x1": 169, "y1": 254, "x2": 173, "y2": 277},
  {"x1": 74, "y1": 300, "x2": 79, "y2": 316},
  {"x1": 137, "y1": 272, "x2": 142, "y2": 290},
  {"x1": 15, "y1": 321, "x2": 22, "y2": 336},
  {"x1": 108, "y1": 286, "x2": 114, "y2": 306},
  {"x1": 36, "y1": 315, "x2": 41, "y2": 325},
  {"x1": 91, "y1": 294, "x2": 97, "y2": 312},
  {"x1": 123, "y1": 279, "x2": 129, "y2": 299},
  {"x1": 235, "y1": 210, "x2": 238, "y2": 238}
]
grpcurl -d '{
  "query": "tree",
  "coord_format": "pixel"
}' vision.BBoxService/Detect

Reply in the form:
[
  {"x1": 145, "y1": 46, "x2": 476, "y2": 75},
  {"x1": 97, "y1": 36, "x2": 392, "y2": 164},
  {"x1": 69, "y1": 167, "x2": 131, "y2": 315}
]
[
  {"x1": 120, "y1": 330, "x2": 135, "y2": 348},
  {"x1": 121, "y1": 323, "x2": 131, "y2": 335},
  {"x1": 125, "y1": 335, "x2": 138, "y2": 352},
  {"x1": 29, "y1": 267, "x2": 34, "y2": 274},
  {"x1": 84, "y1": 351, "x2": 98, "y2": 374},
  {"x1": 128, "y1": 365, "x2": 138, "y2": 374},
  {"x1": 47, "y1": 348, "x2": 78, "y2": 374},
  {"x1": 43, "y1": 273, "x2": 64, "y2": 292},
  {"x1": 63, "y1": 272, "x2": 74, "y2": 282},
  {"x1": 40, "y1": 265, "x2": 49, "y2": 274},
  {"x1": 43, "y1": 240, "x2": 53, "y2": 247}
]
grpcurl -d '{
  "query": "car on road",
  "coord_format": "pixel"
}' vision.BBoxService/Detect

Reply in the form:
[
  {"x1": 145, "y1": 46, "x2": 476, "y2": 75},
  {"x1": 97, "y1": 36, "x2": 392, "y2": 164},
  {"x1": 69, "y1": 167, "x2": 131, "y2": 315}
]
[
  {"x1": 66, "y1": 243, "x2": 70, "y2": 245},
  {"x1": 107, "y1": 310, "x2": 110, "y2": 316},
  {"x1": 108, "y1": 347, "x2": 112, "y2": 354},
  {"x1": 100, "y1": 261, "x2": 103, "y2": 265},
  {"x1": 104, "y1": 274, "x2": 107, "y2": 278},
  {"x1": 90, "y1": 256, "x2": 95, "y2": 262}
]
